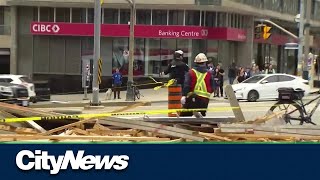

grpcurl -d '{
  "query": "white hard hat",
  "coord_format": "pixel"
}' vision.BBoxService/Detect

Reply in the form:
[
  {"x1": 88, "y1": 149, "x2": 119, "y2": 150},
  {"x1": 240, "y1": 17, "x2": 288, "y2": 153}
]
[
  {"x1": 175, "y1": 50, "x2": 183, "y2": 55},
  {"x1": 194, "y1": 53, "x2": 208, "y2": 63}
]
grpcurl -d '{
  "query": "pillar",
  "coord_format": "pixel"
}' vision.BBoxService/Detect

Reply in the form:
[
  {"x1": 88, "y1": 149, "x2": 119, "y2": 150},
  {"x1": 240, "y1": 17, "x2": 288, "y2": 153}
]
[
  {"x1": 10, "y1": 6, "x2": 17, "y2": 74},
  {"x1": 237, "y1": 16, "x2": 254, "y2": 67}
]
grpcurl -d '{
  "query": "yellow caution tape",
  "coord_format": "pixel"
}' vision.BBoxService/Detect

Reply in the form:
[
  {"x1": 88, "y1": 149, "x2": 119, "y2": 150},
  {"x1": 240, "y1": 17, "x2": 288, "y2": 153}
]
[{"x1": 0, "y1": 107, "x2": 240, "y2": 123}]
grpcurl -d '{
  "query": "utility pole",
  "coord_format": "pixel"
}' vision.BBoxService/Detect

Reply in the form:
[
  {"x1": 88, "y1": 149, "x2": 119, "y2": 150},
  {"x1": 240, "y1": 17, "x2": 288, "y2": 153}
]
[
  {"x1": 91, "y1": 0, "x2": 101, "y2": 106},
  {"x1": 125, "y1": 0, "x2": 135, "y2": 101},
  {"x1": 304, "y1": 0, "x2": 312, "y2": 84},
  {"x1": 297, "y1": 0, "x2": 304, "y2": 77}
]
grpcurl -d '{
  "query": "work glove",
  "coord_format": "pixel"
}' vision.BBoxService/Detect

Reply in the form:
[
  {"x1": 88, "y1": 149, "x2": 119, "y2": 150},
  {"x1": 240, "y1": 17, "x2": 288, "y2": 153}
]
[{"x1": 181, "y1": 96, "x2": 186, "y2": 105}]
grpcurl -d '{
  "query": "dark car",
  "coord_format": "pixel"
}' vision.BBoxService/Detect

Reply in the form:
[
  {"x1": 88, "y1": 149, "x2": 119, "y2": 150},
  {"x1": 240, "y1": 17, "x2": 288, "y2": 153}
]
[
  {"x1": 0, "y1": 82, "x2": 30, "y2": 107},
  {"x1": 34, "y1": 81, "x2": 51, "y2": 102}
]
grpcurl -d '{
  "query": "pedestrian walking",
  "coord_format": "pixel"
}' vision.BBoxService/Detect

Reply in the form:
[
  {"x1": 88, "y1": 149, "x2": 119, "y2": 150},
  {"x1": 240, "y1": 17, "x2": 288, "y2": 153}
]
[
  {"x1": 228, "y1": 63, "x2": 237, "y2": 85},
  {"x1": 236, "y1": 67, "x2": 247, "y2": 83},
  {"x1": 162, "y1": 50, "x2": 189, "y2": 89},
  {"x1": 216, "y1": 64, "x2": 225, "y2": 97},
  {"x1": 180, "y1": 53, "x2": 214, "y2": 117},
  {"x1": 265, "y1": 64, "x2": 276, "y2": 74},
  {"x1": 213, "y1": 68, "x2": 222, "y2": 97},
  {"x1": 112, "y1": 68, "x2": 122, "y2": 99}
]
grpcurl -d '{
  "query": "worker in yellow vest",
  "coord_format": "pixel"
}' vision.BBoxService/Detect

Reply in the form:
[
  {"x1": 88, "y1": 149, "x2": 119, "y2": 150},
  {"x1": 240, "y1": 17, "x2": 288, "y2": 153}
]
[{"x1": 180, "y1": 53, "x2": 214, "y2": 117}]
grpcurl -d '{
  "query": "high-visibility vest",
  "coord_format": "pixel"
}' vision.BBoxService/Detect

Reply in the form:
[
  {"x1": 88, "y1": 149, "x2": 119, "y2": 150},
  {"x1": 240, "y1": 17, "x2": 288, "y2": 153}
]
[{"x1": 192, "y1": 69, "x2": 211, "y2": 98}]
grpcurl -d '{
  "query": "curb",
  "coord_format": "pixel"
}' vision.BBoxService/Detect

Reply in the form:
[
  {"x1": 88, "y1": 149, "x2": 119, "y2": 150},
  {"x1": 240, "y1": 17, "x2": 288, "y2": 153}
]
[{"x1": 30, "y1": 101, "x2": 152, "y2": 108}]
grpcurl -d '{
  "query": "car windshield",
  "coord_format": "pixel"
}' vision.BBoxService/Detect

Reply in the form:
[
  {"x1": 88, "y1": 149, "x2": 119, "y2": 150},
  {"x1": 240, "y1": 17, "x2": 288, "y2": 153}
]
[
  {"x1": 19, "y1": 76, "x2": 32, "y2": 83},
  {"x1": 242, "y1": 75, "x2": 266, "y2": 83}
]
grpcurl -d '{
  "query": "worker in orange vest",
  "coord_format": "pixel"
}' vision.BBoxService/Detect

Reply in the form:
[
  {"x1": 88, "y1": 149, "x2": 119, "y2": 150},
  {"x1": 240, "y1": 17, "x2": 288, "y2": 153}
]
[{"x1": 180, "y1": 53, "x2": 214, "y2": 117}]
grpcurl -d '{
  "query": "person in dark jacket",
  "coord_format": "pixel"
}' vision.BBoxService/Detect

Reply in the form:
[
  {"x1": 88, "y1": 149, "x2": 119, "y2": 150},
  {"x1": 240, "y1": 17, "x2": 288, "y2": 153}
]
[
  {"x1": 216, "y1": 64, "x2": 225, "y2": 97},
  {"x1": 112, "y1": 68, "x2": 122, "y2": 99},
  {"x1": 228, "y1": 63, "x2": 237, "y2": 85},
  {"x1": 162, "y1": 50, "x2": 189, "y2": 89},
  {"x1": 180, "y1": 53, "x2": 214, "y2": 117},
  {"x1": 213, "y1": 68, "x2": 222, "y2": 97}
]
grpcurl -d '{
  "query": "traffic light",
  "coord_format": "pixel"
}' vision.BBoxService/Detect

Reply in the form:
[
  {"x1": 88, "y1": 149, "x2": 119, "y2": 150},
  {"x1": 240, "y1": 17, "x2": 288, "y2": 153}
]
[
  {"x1": 263, "y1": 25, "x2": 272, "y2": 40},
  {"x1": 254, "y1": 24, "x2": 272, "y2": 40},
  {"x1": 254, "y1": 25, "x2": 263, "y2": 39}
]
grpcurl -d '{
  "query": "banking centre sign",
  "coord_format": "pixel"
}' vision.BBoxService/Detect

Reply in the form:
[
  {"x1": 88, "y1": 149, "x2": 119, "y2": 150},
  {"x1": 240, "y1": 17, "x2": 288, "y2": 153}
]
[{"x1": 30, "y1": 22, "x2": 247, "y2": 41}]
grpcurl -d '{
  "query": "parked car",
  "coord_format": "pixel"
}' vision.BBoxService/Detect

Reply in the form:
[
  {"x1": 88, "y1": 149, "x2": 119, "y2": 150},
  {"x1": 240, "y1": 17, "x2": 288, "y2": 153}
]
[
  {"x1": 0, "y1": 82, "x2": 29, "y2": 107},
  {"x1": 34, "y1": 80, "x2": 51, "y2": 102},
  {"x1": 232, "y1": 74, "x2": 310, "y2": 102},
  {"x1": 0, "y1": 75, "x2": 37, "y2": 103}
]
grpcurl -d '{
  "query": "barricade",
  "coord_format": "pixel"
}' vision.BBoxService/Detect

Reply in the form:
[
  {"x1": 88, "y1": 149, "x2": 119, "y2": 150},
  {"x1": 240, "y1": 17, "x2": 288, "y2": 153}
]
[{"x1": 168, "y1": 85, "x2": 182, "y2": 117}]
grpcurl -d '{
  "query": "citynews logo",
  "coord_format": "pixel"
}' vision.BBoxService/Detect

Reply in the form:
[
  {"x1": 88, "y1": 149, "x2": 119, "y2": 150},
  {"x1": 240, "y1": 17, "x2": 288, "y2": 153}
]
[{"x1": 16, "y1": 150, "x2": 129, "y2": 175}]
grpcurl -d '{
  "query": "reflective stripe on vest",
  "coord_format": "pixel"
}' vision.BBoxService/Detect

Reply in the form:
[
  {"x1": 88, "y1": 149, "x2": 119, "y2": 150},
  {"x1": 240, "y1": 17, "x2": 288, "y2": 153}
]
[{"x1": 192, "y1": 69, "x2": 211, "y2": 98}]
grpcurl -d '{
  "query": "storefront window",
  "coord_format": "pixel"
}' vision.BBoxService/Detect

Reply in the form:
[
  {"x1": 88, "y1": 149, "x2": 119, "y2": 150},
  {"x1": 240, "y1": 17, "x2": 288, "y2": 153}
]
[
  {"x1": 88, "y1": 8, "x2": 94, "y2": 23},
  {"x1": 270, "y1": 44, "x2": 278, "y2": 70},
  {"x1": 160, "y1": 39, "x2": 177, "y2": 72},
  {"x1": 136, "y1": 10, "x2": 151, "y2": 25},
  {"x1": 205, "y1": 11, "x2": 217, "y2": 27},
  {"x1": 177, "y1": 39, "x2": 192, "y2": 65},
  {"x1": 185, "y1": 10, "x2": 200, "y2": 26},
  {"x1": 112, "y1": 38, "x2": 129, "y2": 75},
  {"x1": 217, "y1": 12, "x2": 226, "y2": 27},
  {"x1": 152, "y1": 10, "x2": 167, "y2": 25},
  {"x1": 145, "y1": 38, "x2": 161, "y2": 75},
  {"x1": 168, "y1": 10, "x2": 184, "y2": 25},
  {"x1": 207, "y1": 40, "x2": 218, "y2": 65},
  {"x1": 71, "y1": 8, "x2": 86, "y2": 23},
  {"x1": 33, "y1": 7, "x2": 38, "y2": 21},
  {"x1": 104, "y1": 9, "x2": 118, "y2": 24},
  {"x1": 134, "y1": 38, "x2": 145, "y2": 75},
  {"x1": 81, "y1": 37, "x2": 94, "y2": 56},
  {"x1": 120, "y1": 9, "x2": 130, "y2": 24},
  {"x1": 56, "y1": 8, "x2": 70, "y2": 22},
  {"x1": 40, "y1": 7, "x2": 54, "y2": 22}
]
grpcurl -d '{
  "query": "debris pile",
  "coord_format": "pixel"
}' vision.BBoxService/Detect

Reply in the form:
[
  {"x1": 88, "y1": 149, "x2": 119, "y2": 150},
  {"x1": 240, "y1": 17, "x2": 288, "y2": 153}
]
[{"x1": 0, "y1": 101, "x2": 320, "y2": 143}]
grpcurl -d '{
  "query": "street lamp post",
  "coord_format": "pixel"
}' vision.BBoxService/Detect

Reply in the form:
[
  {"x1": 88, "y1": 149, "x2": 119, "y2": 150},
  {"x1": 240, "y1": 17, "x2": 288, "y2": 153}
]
[{"x1": 125, "y1": 0, "x2": 136, "y2": 101}]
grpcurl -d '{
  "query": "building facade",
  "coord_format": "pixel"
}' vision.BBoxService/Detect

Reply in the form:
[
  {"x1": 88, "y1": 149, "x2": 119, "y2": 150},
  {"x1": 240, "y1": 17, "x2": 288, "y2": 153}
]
[{"x1": 1, "y1": 0, "x2": 320, "y2": 93}]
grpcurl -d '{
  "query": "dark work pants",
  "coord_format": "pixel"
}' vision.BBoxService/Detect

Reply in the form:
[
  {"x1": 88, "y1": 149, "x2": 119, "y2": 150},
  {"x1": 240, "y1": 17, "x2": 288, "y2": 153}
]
[
  {"x1": 219, "y1": 82, "x2": 224, "y2": 97},
  {"x1": 113, "y1": 84, "x2": 121, "y2": 99},
  {"x1": 180, "y1": 95, "x2": 209, "y2": 117}
]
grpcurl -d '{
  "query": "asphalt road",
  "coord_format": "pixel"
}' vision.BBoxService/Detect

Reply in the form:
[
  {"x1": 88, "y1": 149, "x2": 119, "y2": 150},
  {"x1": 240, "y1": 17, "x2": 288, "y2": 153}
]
[
  {"x1": 128, "y1": 94, "x2": 320, "y2": 125},
  {"x1": 35, "y1": 94, "x2": 320, "y2": 125}
]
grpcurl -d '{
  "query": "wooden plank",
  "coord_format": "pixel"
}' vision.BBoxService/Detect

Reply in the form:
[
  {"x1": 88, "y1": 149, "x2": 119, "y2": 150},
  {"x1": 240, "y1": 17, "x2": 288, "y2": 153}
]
[
  {"x1": 0, "y1": 134, "x2": 171, "y2": 142},
  {"x1": 0, "y1": 124, "x2": 38, "y2": 134},
  {"x1": 199, "y1": 132, "x2": 232, "y2": 141},
  {"x1": 41, "y1": 101, "x2": 147, "y2": 136},
  {"x1": 225, "y1": 85, "x2": 245, "y2": 122},
  {"x1": 87, "y1": 129, "x2": 138, "y2": 136},
  {"x1": 71, "y1": 128, "x2": 100, "y2": 136},
  {"x1": 98, "y1": 117, "x2": 205, "y2": 142},
  {"x1": 216, "y1": 131, "x2": 320, "y2": 141},
  {"x1": 26, "y1": 120, "x2": 46, "y2": 133},
  {"x1": 99, "y1": 117, "x2": 199, "y2": 135},
  {"x1": 142, "y1": 116, "x2": 236, "y2": 124}
]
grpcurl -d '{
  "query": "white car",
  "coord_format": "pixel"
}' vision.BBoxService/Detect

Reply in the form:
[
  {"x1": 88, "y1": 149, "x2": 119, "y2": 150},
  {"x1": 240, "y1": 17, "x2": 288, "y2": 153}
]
[
  {"x1": 0, "y1": 74, "x2": 37, "y2": 102},
  {"x1": 232, "y1": 74, "x2": 310, "y2": 102}
]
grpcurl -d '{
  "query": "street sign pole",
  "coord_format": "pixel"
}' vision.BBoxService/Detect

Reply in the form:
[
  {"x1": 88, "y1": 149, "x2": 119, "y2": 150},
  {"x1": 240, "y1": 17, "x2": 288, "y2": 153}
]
[{"x1": 91, "y1": 0, "x2": 101, "y2": 106}]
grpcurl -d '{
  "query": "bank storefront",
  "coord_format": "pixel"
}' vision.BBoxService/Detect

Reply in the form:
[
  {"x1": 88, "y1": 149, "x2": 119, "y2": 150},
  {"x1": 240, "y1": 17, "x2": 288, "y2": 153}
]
[{"x1": 27, "y1": 21, "x2": 246, "y2": 92}]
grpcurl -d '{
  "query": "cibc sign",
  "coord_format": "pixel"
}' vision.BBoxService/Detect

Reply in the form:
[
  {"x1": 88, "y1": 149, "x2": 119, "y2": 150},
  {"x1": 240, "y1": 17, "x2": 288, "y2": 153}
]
[{"x1": 31, "y1": 23, "x2": 60, "y2": 34}]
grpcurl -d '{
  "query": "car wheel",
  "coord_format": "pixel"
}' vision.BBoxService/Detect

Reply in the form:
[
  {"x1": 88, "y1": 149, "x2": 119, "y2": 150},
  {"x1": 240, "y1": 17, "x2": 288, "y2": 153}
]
[{"x1": 247, "y1": 90, "x2": 259, "y2": 102}]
